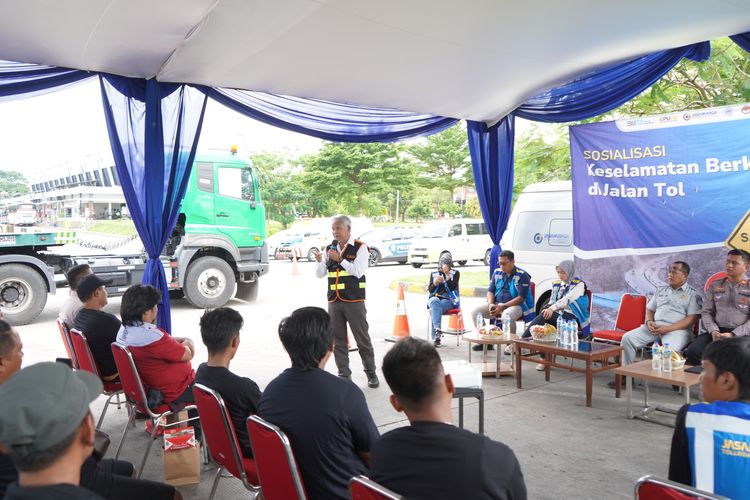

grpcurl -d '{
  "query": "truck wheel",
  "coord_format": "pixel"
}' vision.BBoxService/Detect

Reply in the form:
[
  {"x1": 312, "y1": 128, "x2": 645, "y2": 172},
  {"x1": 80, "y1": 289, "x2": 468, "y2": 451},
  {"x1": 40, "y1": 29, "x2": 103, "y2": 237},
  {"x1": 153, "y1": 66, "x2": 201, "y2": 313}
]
[
  {"x1": 183, "y1": 257, "x2": 236, "y2": 309},
  {"x1": 411, "y1": 263, "x2": 423, "y2": 268},
  {"x1": 457, "y1": 260, "x2": 467, "y2": 266},
  {"x1": 236, "y1": 280, "x2": 259, "y2": 303},
  {"x1": 0, "y1": 264, "x2": 47, "y2": 325},
  {"x1": 483, "y1": 249, "x2": 491, "y2": 266},
  {"x1": 368, "y1": 249, "x2": 381, "y2": 266}
]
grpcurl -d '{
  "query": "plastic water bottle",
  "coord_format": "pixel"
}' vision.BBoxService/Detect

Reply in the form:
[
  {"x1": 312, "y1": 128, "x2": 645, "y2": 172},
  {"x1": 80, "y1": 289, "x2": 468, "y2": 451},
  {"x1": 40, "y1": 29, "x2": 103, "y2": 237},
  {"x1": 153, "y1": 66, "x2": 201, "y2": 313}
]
[
  {"x1": 556, "y1": 315, "x2": 563, "y2": 342},
  {"x1": 476, "y1": 313, "x2": 484, "y2": 331},
  {"x1": 662, "y1": 343, "x2": 673, "y2": 372},
  {"x1": 652, "y1": 342, "x2": 662, "y2": 371},
  {"x1": 502, "y1": 311, "x2": 511, "y2": 337},
  {"x1": 569, "y1": 320, "x2": 579, "y2": 349}
]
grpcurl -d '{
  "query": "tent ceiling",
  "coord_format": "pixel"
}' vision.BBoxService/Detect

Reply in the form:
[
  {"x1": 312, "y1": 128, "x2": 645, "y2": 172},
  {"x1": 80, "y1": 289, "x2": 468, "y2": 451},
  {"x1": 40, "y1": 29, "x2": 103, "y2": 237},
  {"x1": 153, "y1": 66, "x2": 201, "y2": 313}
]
[{"x1": 2, "y1": 0, "x2": 750, "y2": 122}]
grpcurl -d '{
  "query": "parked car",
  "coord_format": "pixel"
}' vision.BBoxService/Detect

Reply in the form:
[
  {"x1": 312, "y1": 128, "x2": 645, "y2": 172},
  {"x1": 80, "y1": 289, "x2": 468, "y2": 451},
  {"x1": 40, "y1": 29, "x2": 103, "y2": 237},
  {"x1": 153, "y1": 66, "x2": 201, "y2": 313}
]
[
  {"x1": 268, "y1": 228, "x2": 300, "y2": 259},
  {"x1": 279, "y1": 217, "x2": 375, "y2": 261},
  {"x1": 407, "y1": 218, "x2": 493, "y2": 268},
  {"x1": 359, "y1": 227, "x2": 420, "y2": 266}
]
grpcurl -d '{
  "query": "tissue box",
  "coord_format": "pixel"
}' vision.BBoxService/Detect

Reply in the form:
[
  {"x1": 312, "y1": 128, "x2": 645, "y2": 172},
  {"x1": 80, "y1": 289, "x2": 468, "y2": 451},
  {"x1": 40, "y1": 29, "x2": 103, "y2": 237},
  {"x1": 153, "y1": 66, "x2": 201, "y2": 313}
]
[{"x1": 442, "y1": 360, "x2": 482, "y2": 389}]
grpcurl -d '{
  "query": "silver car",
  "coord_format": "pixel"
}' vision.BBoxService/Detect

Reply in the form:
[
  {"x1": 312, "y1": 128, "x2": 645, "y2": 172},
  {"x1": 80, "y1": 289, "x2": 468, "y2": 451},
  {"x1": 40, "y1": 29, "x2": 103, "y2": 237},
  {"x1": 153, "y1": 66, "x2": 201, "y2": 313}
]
[{"x1": 359, "y1": 227, "x2": 420, "y2": 266}]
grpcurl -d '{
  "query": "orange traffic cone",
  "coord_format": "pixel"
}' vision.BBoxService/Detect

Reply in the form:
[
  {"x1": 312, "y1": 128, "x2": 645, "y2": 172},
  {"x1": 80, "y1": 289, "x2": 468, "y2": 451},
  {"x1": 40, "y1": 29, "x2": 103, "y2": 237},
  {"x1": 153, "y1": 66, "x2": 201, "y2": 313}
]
[
  {"x1": 386, "y1": 285, "x2": 410, "y2": 342},
  {"x1": 446, "y1": 311, "x2": 465, "y2": 332}
]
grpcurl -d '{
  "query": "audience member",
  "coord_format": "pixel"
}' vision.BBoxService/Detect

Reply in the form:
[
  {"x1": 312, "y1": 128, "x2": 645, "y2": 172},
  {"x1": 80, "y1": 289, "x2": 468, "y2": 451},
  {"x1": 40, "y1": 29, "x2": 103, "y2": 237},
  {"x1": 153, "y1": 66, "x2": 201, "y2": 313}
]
[
  {"x1": 608, "y1": 261, "x2": 701, "y2": 388},
  {"x1": 371, "y1": 337, "x2": 527, "y2": 499},
  {"x1": 0, "y1": 321, "x2": 180, "y2": 500},
  {"x1": 471, "y1": 250, "x2": 534, "y2": 351},
  {"x1": 196, "y1": 308, "x2": 261, "y2": 458},
  {"x1": 59, "y1": 264, "x2": 92, "y2": 328},
  {"x1": 73, "y1": 274, "x2": 119, "y2": 381},
  {"x1": 427, "y1": 256, "x2": 460, "y2": 347},
  {"x1": 116, "y1": 285, "x2": 196, "y2": 411},
  {"x1": 669, "y1": 336, "x2": 750, "y2": 499},
  {"x1": 258, "y1": 307, "x2": 378, "y2": 500},
  {"x1": 685, "y1": 249, "x2": 750, "y2": 365}
]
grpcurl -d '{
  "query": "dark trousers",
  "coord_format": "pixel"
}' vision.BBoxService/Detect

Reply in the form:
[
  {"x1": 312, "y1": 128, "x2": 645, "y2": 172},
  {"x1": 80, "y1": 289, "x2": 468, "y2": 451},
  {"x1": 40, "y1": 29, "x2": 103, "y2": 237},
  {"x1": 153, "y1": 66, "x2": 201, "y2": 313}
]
[
  {"x1": 684, "y1": 328, "x2": 734, "y2": 365},
  {"x1": 329, "y1": 300, "x2": 376, "y2": 377},
  {"x1": 80, "y1": 455, "x2": 175, "y2": 499},
  {"x1": 173, "y1": 382, "x2": 201, "y2": 439}
]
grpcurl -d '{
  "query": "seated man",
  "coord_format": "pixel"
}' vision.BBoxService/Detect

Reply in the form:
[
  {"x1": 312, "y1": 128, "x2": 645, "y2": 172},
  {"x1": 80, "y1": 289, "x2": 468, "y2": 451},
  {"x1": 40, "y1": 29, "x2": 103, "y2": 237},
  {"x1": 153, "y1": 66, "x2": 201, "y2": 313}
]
[
  {"x1": 0, "y1": 321, "x2": 180, "y2": 500},
  {"x1": 471, "y1": 250, "x2": 533, "y2": 351},
  {"x1": 258, "y1": 307, "x2": 378, "y2": 500},
  {"x1": 685, "y1": 249, "x2": 750, "y2": 365},
  {"x1": 427, "y1": 256, "x2": 460, "y2": 347},
  {"x1": 371, "y1": 337, "x2": 527, "y2": 499},
  {"x1": 195, "y1": 307, "x2": 261, "y2": 458},
  {"x1": 609, "y1": 261, "x2": 701, "y2": 388},
  {"x1": 73, "y1": 274, "x2": 119, "y2": 381},
  {"x1": 669, "y1": 336, "x2": 750, "y2": 499},
  {"x1": 58, "y1": 263, "x2": 92, "y2": 328}
]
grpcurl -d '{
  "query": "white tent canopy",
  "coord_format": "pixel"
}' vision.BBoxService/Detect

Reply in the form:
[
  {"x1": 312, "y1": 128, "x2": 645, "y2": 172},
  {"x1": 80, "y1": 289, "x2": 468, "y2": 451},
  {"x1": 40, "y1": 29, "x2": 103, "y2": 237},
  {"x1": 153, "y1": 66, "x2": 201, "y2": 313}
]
[{"x1": 1, "y1": 0, "x2": 750, "y2": 123}]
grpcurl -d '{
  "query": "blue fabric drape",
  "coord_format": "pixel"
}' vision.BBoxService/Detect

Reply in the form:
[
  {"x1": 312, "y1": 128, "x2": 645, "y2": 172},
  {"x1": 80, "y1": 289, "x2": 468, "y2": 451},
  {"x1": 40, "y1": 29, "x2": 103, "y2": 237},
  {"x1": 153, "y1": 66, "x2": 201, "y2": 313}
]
[
  {"x1": 0, "y1": 60, "x2": 93, "y2": 100},
  {"x1": 730, "y1": 32, "x2": 750, "y2": 53},
  {"x1": 198, "y1": 87, "x2": 458, "y2": 142},
  {"x1": 467, "y1": 116, "x2": 515, "y2": 277},
  {"x1": 99, "y1": 75, "x2": 207, "y2": 332}
]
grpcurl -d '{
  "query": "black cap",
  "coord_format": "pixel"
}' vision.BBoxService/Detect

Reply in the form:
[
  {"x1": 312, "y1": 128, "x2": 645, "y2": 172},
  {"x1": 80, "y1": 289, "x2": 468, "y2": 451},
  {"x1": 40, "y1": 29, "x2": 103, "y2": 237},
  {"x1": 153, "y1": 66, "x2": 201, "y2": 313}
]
[{"x1": 76, "y1": 274, "x2": 113, "y2": 301}]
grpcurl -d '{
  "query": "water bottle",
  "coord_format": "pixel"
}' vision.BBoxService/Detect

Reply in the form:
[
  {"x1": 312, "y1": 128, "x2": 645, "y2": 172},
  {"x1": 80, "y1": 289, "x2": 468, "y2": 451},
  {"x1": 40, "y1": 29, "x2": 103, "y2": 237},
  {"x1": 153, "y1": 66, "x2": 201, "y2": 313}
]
[
  {"x1": 651, "y1": 342, "x2": 662, "y2": 370},
  {"x1": 556, "y1": 315, "x2": 563, "y2": 342},
  {"x1": 569, "y1": 320, "x2": 579, "y2": 349},
  {"x1": 662, "y1": 343, "x2": 673, "y2": 372},
  {"x1": 502, "y1": 310, "x2": 511, "y2": 337},
  {"x1": 476, "y1": 313, "x2": 484, "y2": 332}
]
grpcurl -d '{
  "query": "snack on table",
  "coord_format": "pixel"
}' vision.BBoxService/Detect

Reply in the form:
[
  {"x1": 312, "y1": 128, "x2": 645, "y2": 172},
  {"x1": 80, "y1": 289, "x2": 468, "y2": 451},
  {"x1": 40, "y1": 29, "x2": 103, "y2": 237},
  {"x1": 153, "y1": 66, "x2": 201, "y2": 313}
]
[
  {"x1": 530, "y1": 324, "x2": 557, "y2": 342},
  {"x1": 671, "y1": 350, "x2": 686, "y2": 369},
  {"x1": 479, "y1": 326, "x2": 503, "y2": 336}
]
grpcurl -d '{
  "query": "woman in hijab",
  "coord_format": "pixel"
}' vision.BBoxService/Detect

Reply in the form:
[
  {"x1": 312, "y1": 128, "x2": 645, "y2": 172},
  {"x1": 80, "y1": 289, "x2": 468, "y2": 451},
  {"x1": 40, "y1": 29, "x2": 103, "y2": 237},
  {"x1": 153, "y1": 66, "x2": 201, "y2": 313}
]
[{"x1": 427, "y1": 255, "x2": 460, "y2": 347}]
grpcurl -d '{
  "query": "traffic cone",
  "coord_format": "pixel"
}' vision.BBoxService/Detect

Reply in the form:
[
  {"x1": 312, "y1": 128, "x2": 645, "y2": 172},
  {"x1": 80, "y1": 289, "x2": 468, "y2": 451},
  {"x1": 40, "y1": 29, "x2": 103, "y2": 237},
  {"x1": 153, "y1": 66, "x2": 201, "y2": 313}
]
[
  {"x1": 386, "y1": 285, "x2": 410, "y2": 342},
  {"x1": 447, "y1": 311, "x2": 464, "y2": 332},
  {"x1": 291, "y1": 253, "x2": 300, "y2": 275}
]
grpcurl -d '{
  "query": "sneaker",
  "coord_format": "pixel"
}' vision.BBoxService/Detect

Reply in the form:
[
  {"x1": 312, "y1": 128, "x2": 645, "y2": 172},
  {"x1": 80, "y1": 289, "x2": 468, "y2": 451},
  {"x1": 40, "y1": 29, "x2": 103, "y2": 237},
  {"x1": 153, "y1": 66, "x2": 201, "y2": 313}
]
[
  {"x1": 535, "y1": 363, "x2": 545, "y2": 371},
  {"x1": 433, "y1": 337, "x2": 442, "y2": 347},
  {"x1": 367, "y1": 374, "x2": 380, "y2": 389},
  {"x1": 472, "y1": 344, "x2": 494, "y2": 351},
  {"x1": 504, "y1": 344, "x2": 513, "y2": 355}
]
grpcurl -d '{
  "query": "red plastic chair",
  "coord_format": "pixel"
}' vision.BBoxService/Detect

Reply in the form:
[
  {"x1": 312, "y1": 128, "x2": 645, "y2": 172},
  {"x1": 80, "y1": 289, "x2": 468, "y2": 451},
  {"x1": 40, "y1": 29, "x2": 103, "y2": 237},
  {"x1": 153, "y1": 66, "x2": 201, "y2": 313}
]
[
  {"x1": 68, "y1": 329, "x2": 123, "y2": 429},
  {"x1": 635, "y1": 475, "x2": 728, "y2": 499},
  {"x1": 349, "y1": 475, "x2": 403, "y2": 500},
  {"x1": 704, "y1": 272, "x2": 728, "y2": 292},
  {"x1": 192, "y1": 384, "x2": 260, "y2": 500},
  {"x1": 110, "y1": 342, "x2": 199, "y2": 478},
  {"x1": 591, "y1": 294, "x2": 647, "y2": 344},
  {"x1": 246, "y1": 414, "x2": 307, "y2": 500},
  {"x1": 57, "y1": 319, "x2": 78, "y2": 369}
]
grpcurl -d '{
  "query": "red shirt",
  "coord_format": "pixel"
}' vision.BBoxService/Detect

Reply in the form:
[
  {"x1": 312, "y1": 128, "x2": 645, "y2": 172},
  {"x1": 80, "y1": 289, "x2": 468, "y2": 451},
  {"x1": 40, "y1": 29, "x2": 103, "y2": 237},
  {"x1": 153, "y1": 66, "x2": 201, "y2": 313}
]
[{"x1": 117, "y1": 323, "x2": 194, "y2": 403}]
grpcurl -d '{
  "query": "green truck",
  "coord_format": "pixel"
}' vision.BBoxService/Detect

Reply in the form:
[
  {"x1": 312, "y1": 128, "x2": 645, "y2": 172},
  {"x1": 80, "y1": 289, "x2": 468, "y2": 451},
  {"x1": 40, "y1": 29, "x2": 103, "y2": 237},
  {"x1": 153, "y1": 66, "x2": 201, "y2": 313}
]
[{"x1": 0, "y1": 151, "x2": 268, "y2": 325}]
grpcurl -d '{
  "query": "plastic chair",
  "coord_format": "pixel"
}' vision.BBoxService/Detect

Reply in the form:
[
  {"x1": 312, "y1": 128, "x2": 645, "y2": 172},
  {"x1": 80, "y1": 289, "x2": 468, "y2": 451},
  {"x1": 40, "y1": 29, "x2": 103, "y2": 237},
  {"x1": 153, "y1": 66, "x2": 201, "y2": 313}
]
[
  {"x1": 246, "y1": 414, "x2": 307, "y2": 500},
  {"x1": 68, "y1": 329, "x2": 122, "y2": 429},
  {"x1": 57, "y1": 319, "x2": 78, "y2": 369},
  {"x1": 349, "y1": 475, "x2": 403, "y2": 500},
  {"x1": 110, "y1": 342, "x2": 199, "y2": 478},
  {"x1": 430, "y1": 307, "x2": 469, "y2": 346},
  {"x1": 635, "y1": 475, "x2": 728, "y2": 499},
  {"x1": 192, "y1": 384, "x2": 260, "y2": 500},
  {"x1": 592, "y1": 294, "x2": 647, "y2": 344}
]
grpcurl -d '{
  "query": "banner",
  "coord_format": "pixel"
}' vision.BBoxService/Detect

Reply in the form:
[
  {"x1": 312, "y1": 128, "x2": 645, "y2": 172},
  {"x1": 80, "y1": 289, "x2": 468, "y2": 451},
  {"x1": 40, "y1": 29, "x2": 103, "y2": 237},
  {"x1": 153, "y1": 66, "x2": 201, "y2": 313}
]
[{"x1": 569, "y1": 103, "x2": 750, "y2": 328}]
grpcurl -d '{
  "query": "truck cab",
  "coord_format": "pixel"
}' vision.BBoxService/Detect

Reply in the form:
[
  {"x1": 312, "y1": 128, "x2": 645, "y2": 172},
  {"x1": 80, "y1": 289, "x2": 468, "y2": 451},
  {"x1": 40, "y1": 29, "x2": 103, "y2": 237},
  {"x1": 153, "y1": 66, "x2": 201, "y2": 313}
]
[{"x1": 166, "y1": 151, "x2": 268, "y2": 308}]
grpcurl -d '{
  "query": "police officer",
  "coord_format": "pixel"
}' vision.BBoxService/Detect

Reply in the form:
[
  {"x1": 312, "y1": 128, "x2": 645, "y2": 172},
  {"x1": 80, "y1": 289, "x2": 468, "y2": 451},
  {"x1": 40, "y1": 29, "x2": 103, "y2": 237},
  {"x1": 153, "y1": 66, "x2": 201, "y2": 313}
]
[
  {"x1": 313, "y1": 215, "x2": 379, "y2": 388},
  {"x1": 685, "y1": 249, "x2": 750, "y2": 365}
]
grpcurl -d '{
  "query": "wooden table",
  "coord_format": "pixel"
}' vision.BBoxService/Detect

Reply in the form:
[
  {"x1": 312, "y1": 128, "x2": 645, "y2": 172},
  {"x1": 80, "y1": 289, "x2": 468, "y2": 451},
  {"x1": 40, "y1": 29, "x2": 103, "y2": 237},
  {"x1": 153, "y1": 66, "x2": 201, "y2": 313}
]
[
  {"x1": 514, "y1": 339, "x2": 622, "y2": 407},
  {"x1": 463, "y1": 332, "x2": 516, "y2": 378},
  {"x1": 614, "y1": 360, "x2": 701, "y2": 426}
]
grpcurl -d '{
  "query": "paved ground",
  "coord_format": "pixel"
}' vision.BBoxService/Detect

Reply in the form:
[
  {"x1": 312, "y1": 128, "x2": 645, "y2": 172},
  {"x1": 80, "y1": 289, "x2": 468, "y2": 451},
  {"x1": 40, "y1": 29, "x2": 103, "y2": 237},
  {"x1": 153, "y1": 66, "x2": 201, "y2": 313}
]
[{"x1": 17, "y1": 258, "x2": 692, "y2": 499}]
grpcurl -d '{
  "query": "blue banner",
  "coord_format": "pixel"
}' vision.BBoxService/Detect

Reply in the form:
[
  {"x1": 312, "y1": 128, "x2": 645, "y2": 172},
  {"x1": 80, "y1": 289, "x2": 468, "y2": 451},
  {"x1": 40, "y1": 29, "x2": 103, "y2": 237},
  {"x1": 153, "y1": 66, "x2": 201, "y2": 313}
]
[{"x1": 570, "y1": 104, "x2": 750, "y2": 254}]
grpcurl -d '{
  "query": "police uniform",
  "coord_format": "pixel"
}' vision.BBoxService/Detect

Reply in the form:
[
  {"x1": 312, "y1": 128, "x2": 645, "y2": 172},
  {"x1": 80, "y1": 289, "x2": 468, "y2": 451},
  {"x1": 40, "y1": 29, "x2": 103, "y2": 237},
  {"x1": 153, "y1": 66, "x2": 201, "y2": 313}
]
[
  {"x1": 315, "y1": 236, "x2": 376, "y2": 379},
  {"x1": 621, "y1": 283, "x2": 702, "y2": 365},
  {"x1": 685, "y1": 275, "x2": 750, "y2": 365}
]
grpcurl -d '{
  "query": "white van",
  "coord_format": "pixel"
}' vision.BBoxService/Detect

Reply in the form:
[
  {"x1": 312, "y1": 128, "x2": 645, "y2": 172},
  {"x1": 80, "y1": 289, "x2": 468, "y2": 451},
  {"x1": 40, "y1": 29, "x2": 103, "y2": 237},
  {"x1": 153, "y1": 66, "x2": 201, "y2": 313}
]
[
  {"x1": 500, "y1": 181, "x2": 573, "y2": 311},
  {"x1": 408, "y1": 218, "x2": 493, "y2": 268}
]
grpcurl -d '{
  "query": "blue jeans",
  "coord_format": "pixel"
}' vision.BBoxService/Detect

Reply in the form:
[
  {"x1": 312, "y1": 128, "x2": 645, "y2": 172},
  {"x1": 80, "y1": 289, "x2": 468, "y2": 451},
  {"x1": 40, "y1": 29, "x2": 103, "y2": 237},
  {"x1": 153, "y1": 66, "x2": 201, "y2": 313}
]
[{"x1": 428, "y1": 296, "x2": 454, "y2": 340}]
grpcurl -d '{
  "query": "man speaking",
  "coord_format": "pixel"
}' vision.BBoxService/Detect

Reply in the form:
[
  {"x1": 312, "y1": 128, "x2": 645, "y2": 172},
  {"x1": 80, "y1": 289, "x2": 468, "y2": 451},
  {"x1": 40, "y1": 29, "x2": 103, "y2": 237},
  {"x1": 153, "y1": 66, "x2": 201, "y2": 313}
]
[{"x1": 314, "y1": 215, "x2": 379, "y2": 388}]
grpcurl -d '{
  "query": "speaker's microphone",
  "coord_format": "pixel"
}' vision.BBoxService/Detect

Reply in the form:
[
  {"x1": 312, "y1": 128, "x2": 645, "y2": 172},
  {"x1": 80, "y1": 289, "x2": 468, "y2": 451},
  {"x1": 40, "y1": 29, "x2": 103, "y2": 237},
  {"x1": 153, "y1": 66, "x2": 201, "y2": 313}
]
[{"x1": 330, "y1": 239, "x2": 338, "y2": 251}]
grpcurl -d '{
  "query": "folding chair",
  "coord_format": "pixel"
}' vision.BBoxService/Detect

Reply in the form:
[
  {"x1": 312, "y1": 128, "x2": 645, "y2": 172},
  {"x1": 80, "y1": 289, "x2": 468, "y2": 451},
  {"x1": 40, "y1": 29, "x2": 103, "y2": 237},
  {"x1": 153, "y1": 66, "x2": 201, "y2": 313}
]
[
  {"x1": 110, "y1": 342, "x2": 199, "y2": 478},
  {"x1": 634, "y1": 475, "x2": 728, "y2": 499},
  {"x1": 68, "y1": 329, "x2": 122, "y2": 429},
  {"x1": 192, "y1": 384, "x2": 261, "y2": 500},
  {"x1": 592, "y1": 294, "x2": 647, "y2": 344},
  {"x1": 57, "y1": 319, "x2": 78, "y2": 368},
  {"x1": 431, "y1": 308, "x2": 469, "y2": 346},
  {"x1": 246, "y1": 414, "x2": 307, "y2": 500},
  {"x1": 349, "y1": 475, "x2": 403, "y2": 500}
]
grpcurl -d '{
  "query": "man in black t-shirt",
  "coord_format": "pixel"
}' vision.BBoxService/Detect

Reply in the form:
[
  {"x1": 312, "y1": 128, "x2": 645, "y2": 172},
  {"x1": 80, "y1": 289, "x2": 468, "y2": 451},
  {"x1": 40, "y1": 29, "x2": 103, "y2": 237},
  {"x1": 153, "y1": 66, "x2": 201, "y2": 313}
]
[
  {"x1": 195, "y1": 307, "x2": 262, "y2": 458},
  {"x1": 258, "y1": 307, "x2": 379, "y2": 500},
  {"x1": 371, "y1": 337, "x2": 527, "y2": 500},
  {"x1": 73, "y1": 274, "x2": 119, "y2": 380}
]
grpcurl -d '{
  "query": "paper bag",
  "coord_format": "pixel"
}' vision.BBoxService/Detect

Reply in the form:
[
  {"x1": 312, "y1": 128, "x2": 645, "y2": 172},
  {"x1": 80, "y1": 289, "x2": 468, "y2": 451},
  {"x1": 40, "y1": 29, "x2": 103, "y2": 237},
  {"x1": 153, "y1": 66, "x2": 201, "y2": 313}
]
[{"x1": 163, "y1": 426, "x2": 200, "y2": 486}]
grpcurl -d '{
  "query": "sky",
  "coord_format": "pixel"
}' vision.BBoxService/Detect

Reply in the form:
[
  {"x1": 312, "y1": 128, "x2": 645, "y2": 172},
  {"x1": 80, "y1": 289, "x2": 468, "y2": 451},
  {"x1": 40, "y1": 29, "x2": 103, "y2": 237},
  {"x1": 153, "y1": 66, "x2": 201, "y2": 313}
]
[{"x1": 0, "y1": 79, "x2": 324, "y2": 180}]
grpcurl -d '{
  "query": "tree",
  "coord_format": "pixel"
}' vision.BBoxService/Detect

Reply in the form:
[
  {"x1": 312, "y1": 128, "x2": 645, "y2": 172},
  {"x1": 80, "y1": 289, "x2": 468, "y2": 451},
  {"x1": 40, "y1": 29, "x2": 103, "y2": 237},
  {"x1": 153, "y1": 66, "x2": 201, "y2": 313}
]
[
  {"x1": 0, "y1": 171, "x2": 29, "y2": 196},
  {"x1": 250, "y1": 152, "x2": 307, "y2": 226},
  {"x1": 301, "y1": 142, "x2": 416, "y2": 216},
  {"x1": 409, "y1": 123, "x2": 473, "y2": 195},
  {"x1": 405, "y1": 196, "x2": 433, "y2": 222}
]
